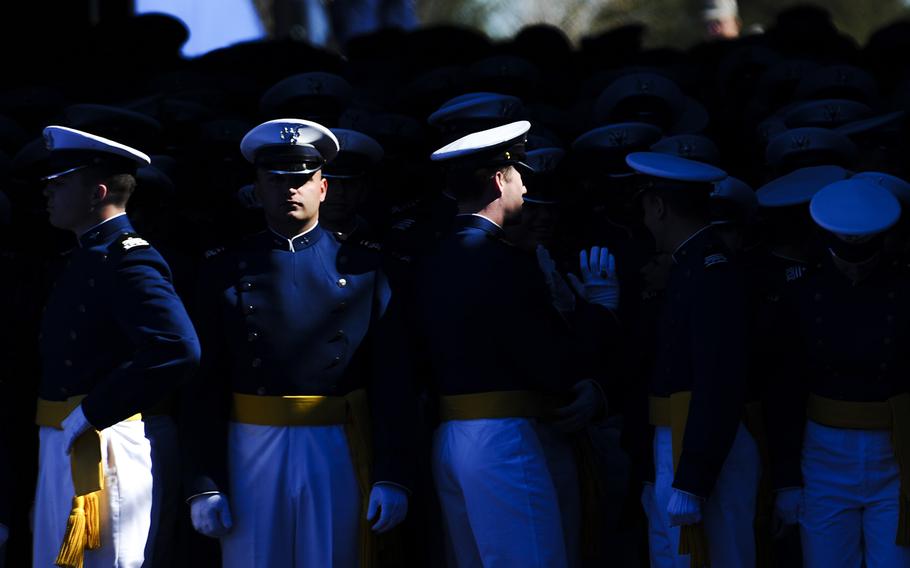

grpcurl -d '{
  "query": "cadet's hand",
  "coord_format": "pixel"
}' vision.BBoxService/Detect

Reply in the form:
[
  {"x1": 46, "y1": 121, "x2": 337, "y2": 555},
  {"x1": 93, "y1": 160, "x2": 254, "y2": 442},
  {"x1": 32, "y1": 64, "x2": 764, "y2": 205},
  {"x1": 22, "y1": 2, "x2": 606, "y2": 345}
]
[
  {"x1": 536, "y1": 245, "x2": 575, "y2": 313},
  {"x1": 0, "y1": 522, "x2": 8, "y2": 547},
  {"x1": 772, "y1": 488, "x2": 802, "y2": 536},
  {"x1": 61, "y1": 404, "x2": 92, "y2": 454},
  {"x1": 190, "y1": 493, "x2": 233, "y2": 538},
  {"x1": 367, "y1": 483, "x2": 408, "y2": 534},
  {"x1": 553, "y1": 380, "x2": 605, "y2": 432},
  {"x1": 667, "y1": 489, "x2": 703, "y2": 526},
  {"x1": 568, "y1": 247, "x2": 620, "y2": 310}
]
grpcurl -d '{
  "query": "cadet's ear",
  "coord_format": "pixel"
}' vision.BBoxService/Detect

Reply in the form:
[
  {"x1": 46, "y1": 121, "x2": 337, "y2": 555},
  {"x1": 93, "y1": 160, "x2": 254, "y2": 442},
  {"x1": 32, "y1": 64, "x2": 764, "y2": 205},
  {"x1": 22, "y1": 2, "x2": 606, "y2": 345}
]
[
  {"x1": 91, "y1": 183, "x2": 110, "y2": 205},
  {"x1": 492, "y1": 169, "x2": 508, "y2": 195},
  {"x1": 651, "y1": 192, "x2": 667, "y2": 219},
  {"x1": 318, "y1": 172, "x2": 328, "y2": 203}
]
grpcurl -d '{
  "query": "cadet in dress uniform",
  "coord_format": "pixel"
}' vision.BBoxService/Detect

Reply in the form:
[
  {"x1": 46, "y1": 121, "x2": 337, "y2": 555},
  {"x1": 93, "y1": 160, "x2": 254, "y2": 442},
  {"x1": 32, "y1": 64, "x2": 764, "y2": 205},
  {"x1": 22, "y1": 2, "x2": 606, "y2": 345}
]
[
  {"x1": 183, "y1": 119, "x2": 414, "y2": 568},
  {"x1": 319, "y1": 128, "x2": 384, "y2": 242},
  {"x1": 769, "y1": 178, "x2": 910, "y2": 567},
  {"x1": 628, "y1": 152, "x2": 760, "y2": 568},
  {"x1": 415, "y1": 121, "x2": 611, "y2": 567},
  {"x1": 33, "y1": 126, "x2": 201, "y2": 568}
]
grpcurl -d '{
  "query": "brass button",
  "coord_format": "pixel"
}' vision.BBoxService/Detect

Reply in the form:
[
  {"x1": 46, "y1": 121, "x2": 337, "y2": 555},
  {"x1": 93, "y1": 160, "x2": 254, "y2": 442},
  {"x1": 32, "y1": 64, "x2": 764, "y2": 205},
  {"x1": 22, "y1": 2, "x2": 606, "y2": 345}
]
[
  {"x1": 241, "y1": 282, "x2": 253, "y2": 291},
  {"x1": 251, "y1": 358, "x2": 262, "y2": 368},
  {"x1": 247, "y1": 331, "x2": 260, "y2": 342},
  {"x1": 243, "y1": 304, "x2": 256, "y2": 315},
  {"x1": 337, "y1": 278, "x2": 348, "y2": 288}
]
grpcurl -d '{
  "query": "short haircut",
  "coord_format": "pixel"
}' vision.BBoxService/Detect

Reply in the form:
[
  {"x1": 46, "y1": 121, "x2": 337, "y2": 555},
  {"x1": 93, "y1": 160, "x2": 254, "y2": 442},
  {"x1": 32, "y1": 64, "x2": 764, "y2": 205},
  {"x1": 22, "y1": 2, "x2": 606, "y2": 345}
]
[
  {"x1": 84, "y1": 164, "x2": 137, "y2": 207},
  {"x1": 446, "y1": 165, "x2": 514, "y2": 202}
]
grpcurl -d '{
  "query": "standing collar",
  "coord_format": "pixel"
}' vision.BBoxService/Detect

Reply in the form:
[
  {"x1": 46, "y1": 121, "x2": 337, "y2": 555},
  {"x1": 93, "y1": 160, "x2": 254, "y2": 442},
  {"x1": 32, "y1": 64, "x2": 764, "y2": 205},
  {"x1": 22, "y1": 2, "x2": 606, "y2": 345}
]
[
  {"x1": 78, "y1": 213, "x2": 132, "y2": 247},
  {"x1": 671, "y1": 225, "x2": 712, "y2": 264},
  {"x1": 454, "y1": 213, "x2": 505, "y2": 237},
  {"x1": 267, "y1": 222, "x2": 323, "y2": 252}
]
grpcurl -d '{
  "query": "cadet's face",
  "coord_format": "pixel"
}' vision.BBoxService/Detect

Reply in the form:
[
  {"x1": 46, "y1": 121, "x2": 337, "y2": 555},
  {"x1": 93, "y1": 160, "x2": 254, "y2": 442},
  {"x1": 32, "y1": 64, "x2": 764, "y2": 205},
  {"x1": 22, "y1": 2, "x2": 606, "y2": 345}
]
[
  {"x1": 640, "y1": 192, "x2": 665, "y2": 246},
  {"x1": 500, "y1": 167, "x2": 527, "y2": 224},
  {"x1": 320, "y1": 178, "x2": 368, "y2": 222},
  {"x1": 255, "y1": 170, "x2": 327, "y2": 228},
  {"x1": 43, "y1": 172, "x2": 94, "y2": 231}
]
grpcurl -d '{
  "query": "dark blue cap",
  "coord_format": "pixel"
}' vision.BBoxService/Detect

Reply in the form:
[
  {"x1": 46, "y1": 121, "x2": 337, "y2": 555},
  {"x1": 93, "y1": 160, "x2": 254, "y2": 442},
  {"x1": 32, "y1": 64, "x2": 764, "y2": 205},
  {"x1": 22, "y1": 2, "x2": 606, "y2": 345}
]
[
  {"x1": 651, "y1": 134, "x2": 720, "y2": 165},
  {"x1": 810, "y1": 179, "x2": 900, "y2": 236},
  {"x1": 625, "y1": 151, "x2": 727, "y2": 183},
  {"x1": 757, "y1": 165, "x2": 851, "y2": 208},
  {"x1": 852, "y1": 172, "x2": 910, "y2": 205}
]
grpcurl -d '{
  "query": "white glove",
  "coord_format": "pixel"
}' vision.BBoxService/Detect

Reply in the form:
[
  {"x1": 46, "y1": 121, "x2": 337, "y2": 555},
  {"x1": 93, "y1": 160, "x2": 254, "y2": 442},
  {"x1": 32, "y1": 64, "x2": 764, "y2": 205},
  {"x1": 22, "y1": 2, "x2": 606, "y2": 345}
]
[
  {"x1": 190, "y1": 493, "x2": 233, "y2": 538},
  {"x1": 0, "y1": 522, "x2": 7, "y2": 547},
  {"x1": 61, "y1": 404, "x2": 92, "y2": 454},
  {"x1": 367, "y1": 483, "x2": 409, "y2": 534},
  {"x1": 536, "y1": 245, "x2": 575, "y2": 313},
  {"x1": 552, "y1": 380, "x2": 605, "y2": 432},
  {"x1": 667, "y1": 488, "x2": 703, "y2": 526},
  {"x1": 773, "y1": 488, "x2": 802, "y2": 527},
  {"x1": 568, "y1": 246, "x2": 620, "y2": 310}
]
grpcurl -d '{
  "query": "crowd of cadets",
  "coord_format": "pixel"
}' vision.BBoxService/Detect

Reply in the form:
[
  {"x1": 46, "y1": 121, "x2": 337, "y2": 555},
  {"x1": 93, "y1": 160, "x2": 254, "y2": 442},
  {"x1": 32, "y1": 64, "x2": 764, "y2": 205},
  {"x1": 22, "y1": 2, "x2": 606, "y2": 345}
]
[{"x1": 2, "y1": 4, "x2": 910, "y2": 567}]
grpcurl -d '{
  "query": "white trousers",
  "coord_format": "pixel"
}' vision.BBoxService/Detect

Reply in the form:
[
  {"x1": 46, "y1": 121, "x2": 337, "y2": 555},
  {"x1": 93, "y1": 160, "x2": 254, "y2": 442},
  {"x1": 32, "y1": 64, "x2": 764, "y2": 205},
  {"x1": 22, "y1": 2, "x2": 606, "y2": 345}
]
[
  {"x1": 33, "y1": 420, "x2": 154, "y2": 568},
  {"x1": 535, "y1": 424, "x2": 581, "y2": 567},
  {"x1": 644, "y1": 423, "x2": 760, "y2": 568},
  {"x1": 800, "y1": 420, "x2": 910, "y2": 568},
  {"x1": 220, "y1": 423, "x2": 360, "y2": 568},
  {"x1": 432, "y1": 418, "x2": 568, "y2": 568}
]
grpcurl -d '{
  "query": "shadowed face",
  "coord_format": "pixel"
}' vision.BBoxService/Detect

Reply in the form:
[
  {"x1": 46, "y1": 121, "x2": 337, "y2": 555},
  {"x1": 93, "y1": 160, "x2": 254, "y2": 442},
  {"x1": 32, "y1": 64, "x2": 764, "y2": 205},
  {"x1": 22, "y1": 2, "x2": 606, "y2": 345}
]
[
  {"x1": 255, "y1": 169, "x2": 328, "y2": 231},
  {"x1": 43, "y1": 170, "x2": 94, "y2": 232},
  {"x1": 499, "y1": 166, "x2": 527, "y2": 225}
]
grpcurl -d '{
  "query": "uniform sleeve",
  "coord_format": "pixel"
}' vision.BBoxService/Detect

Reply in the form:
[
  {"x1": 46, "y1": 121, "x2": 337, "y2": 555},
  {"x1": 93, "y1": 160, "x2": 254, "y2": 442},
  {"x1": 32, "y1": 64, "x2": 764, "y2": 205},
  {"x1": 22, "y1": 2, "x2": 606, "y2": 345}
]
[
  {"x1": 673, "y1": 263, "x2": 749, "y2": 498},
  {"x1": 368, "y1": 269, "x2": 417, "y2": 489},
  {"x1": 763, "y1": 284, "x2": 808, "y2": 490},
  {"x1": 181, "y1": 256, "x2": 234, "y2": 498},
  {"x1": 81, "y1": 249, "x2": 201, "y2": 429},
  {"x1": 508, "y1": 253, "x2": 582, "y2": 393}
]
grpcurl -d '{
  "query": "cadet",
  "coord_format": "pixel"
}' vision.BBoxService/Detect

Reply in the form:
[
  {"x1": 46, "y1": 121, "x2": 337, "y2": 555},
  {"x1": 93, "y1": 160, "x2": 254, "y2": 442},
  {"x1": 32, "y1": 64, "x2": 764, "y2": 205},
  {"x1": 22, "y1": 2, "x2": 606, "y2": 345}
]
[
  {"x1": 183, "y1": 118, "x2": 414, "y2": 568},
  {"x1": 769, "y1": 178, "x2": 910, "y2": 567},
  {"x1": 416, "y1": 121, "x2": 611, "y2": 567},
  {"x1": 33, "y1": 126, "x2": 201, "y2": 568},
  {"x1": 319, "y1": 127, "x2": 384, "y2": 241},
  {"x1": 628, "y1": 152, "x2": 760, "y2": 568}
]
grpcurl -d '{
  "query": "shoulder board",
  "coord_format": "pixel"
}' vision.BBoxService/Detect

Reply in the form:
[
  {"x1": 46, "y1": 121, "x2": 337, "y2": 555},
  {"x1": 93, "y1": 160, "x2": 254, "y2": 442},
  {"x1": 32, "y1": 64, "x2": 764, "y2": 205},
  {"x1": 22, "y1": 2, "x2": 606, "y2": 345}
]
[
  {"x1": 390, "y1": 218, "x2": 417, "y2": 232},
  {"x1": 116, "y1": 233, "x2": 151, "y2": 254},
  {"x1": 356, "y1": 239, "x2": 383, "y2": 252},
  {"x1": 784, "y1": 264, "x2": 807, "y2": 282},
  {"x1": 704, "y1": 252, "x2": 728, "y2": 268},
  {"x1": 204, "y1": 246, "x2": 226, "y2": 260}
]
